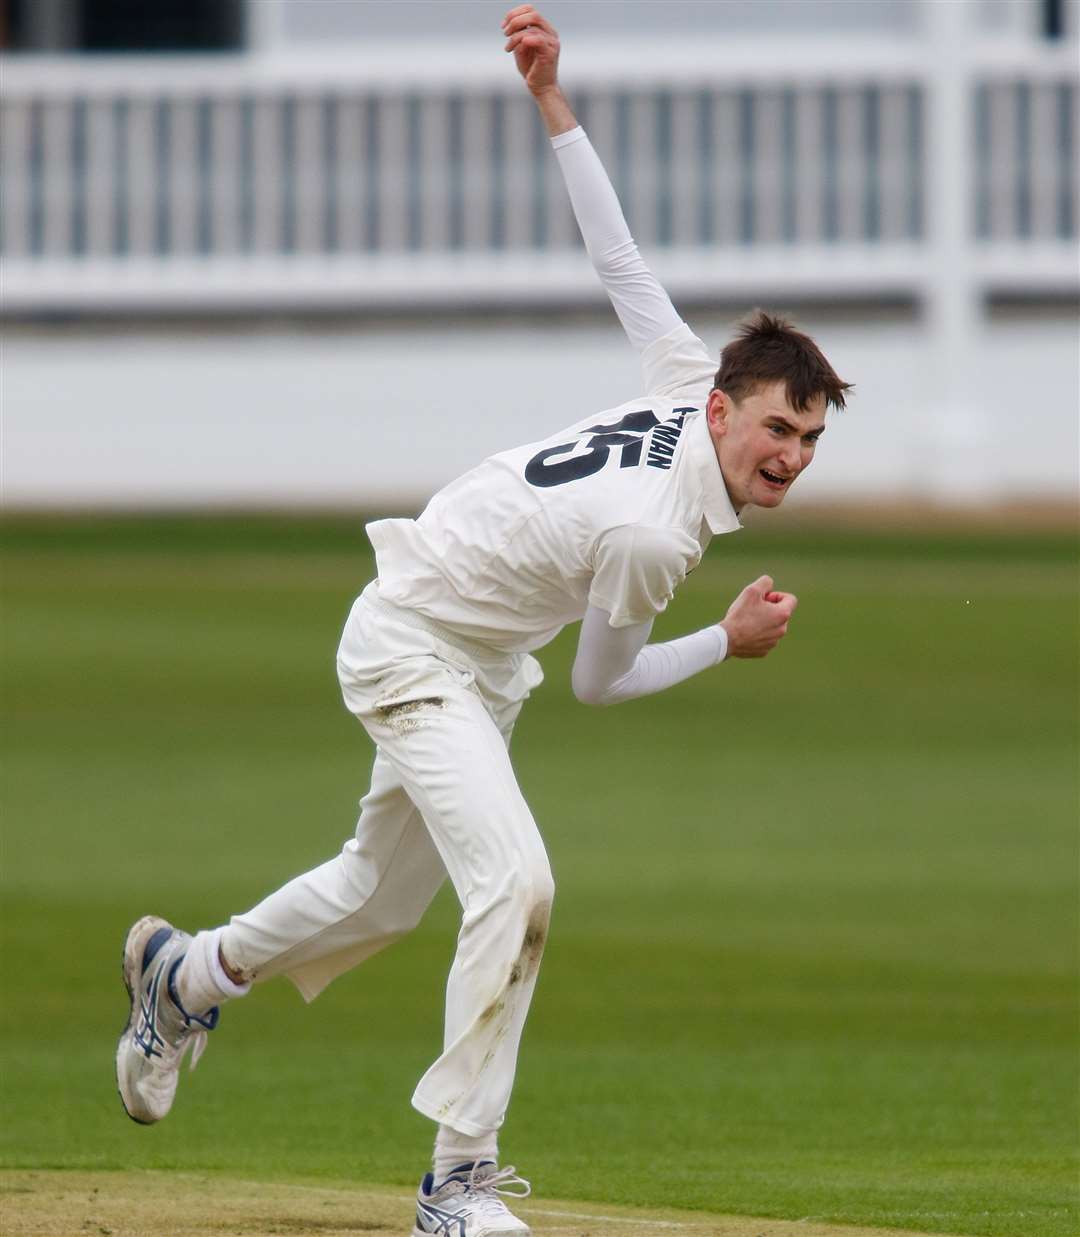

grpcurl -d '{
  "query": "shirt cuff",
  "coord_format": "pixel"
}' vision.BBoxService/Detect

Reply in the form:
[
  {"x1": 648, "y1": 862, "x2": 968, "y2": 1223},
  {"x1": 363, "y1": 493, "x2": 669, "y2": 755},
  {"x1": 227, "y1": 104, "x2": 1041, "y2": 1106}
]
[{"x1": 551, "y1": 125, "x2": 586, "y2": 151}]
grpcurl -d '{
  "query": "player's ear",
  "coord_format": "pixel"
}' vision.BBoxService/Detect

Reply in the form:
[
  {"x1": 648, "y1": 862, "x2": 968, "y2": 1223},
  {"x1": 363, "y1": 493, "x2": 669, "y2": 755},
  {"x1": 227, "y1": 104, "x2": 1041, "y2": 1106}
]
[{"x1": 707, "y1": 388, "x2": 731, "y2": 437}]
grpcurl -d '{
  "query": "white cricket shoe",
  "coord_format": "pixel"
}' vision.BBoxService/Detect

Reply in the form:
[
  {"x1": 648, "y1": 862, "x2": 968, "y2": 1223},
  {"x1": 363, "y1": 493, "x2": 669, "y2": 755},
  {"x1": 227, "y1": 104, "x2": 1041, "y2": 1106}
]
[
  {"x1": 412, "y1": 1161, "x2": 531, "y2": 1236},
  {"x1": 115, "y1": 915, "x2": 219, "y2": 1124}
]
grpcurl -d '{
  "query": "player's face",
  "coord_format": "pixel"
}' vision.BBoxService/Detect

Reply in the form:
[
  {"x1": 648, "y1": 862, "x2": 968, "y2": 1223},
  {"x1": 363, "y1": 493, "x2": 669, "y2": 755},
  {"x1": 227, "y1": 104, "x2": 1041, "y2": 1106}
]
[{"x1": 707, "y1": 382, "x2": 827, "y2": 511}]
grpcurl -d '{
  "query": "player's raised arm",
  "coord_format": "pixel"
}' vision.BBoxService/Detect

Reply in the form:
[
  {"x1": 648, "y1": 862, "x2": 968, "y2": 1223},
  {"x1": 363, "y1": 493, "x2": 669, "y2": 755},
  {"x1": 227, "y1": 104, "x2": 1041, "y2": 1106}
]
[{"x1": 502, "y1": 5, "x2": 684, "y2": 357}]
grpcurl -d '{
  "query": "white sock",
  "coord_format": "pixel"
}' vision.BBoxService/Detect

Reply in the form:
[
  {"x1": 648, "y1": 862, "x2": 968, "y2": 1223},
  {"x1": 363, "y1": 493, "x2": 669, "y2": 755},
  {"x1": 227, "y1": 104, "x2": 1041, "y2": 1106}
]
[
  {"x1": 433, "y1": 1125, "x2": 499, "y2": 1181},
  {"x1": 175, "y1": 926, "x2": 250, "y2": 1015}
]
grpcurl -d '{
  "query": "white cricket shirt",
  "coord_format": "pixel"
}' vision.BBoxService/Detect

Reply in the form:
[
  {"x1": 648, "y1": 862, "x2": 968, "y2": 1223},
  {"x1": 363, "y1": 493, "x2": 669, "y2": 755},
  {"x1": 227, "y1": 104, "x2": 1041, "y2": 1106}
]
[{"x1": 367, "y1": 322, "x2": 740, "y2": 655}]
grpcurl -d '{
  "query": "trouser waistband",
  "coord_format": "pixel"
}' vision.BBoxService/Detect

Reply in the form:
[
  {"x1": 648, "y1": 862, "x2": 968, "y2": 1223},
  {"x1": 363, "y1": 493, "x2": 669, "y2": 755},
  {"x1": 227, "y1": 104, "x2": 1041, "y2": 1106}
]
[{"x1": 364, "y1": 586, "x2": 503, "y2": 662}]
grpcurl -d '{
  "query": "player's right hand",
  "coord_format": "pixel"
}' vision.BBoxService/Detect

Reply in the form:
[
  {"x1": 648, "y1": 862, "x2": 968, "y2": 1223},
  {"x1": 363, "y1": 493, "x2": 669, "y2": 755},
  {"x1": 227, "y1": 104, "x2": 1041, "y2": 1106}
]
[
  {"x1": 502, "y1": 6, "x2": 561, "y2": 95},
  {"x1": 720, "y1": 575, "x2": 798, "y2": 659}
]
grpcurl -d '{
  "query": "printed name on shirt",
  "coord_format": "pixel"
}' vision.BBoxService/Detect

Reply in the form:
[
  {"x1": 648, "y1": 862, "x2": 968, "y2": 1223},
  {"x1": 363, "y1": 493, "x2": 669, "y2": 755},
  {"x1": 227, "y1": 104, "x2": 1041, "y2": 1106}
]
[
  {"x1": 523, "y1": 406, "x2": 698, "y2": 488},
  {"x1": 645, "y1": 408, "x2": 693, "y2": 471}
]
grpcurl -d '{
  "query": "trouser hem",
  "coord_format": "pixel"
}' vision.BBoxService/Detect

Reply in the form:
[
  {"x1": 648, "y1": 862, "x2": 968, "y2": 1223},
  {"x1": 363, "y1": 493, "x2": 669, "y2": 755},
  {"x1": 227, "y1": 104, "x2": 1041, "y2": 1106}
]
[
  {"x1": 411, "y1": 1089, "x2": 501, "y2": 1138},
  {"x1": 283, "y1": 971, "x2": 320, "y2": 1004}
]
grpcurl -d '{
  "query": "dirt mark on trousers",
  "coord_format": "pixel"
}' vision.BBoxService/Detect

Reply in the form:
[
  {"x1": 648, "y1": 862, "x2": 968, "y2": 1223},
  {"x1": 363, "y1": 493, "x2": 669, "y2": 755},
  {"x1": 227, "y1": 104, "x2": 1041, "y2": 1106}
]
[
  {"x1": 480, "y1": 902, "x2": 551, "y2": 1024},
  {"x1": 374, "y1": 696, "x2": 446, "y2": 736}
]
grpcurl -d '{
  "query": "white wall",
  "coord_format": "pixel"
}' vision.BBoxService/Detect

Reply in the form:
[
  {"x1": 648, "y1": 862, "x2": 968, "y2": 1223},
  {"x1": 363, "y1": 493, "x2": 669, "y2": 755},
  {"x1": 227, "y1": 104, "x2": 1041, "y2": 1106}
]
[
  {"x1": 272, "y1": 0, "x2": 921, "y2": 44},
  {"x1": 3, "y1": 306, "x2": 1077, "y2": 510}
]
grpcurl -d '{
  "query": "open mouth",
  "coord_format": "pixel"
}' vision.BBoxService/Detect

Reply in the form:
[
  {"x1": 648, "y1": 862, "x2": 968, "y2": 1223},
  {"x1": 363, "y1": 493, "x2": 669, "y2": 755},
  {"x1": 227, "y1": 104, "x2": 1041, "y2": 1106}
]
[{"x1": 759, "y1": 468, "x2": 791, "y2": 487}]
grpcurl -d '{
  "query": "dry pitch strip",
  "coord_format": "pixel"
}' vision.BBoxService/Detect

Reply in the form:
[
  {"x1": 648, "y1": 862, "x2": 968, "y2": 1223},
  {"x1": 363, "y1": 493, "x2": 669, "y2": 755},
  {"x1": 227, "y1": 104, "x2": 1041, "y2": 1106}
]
[{"x1": 1, "y1": 1170, "x2": 956, "y2": 1236}]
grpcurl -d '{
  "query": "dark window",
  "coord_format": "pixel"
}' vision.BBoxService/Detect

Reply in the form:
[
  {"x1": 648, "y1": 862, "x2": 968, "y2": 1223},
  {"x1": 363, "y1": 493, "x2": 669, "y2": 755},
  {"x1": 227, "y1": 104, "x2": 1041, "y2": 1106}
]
[
  {"x1": 3, "y1": 0, "x2": 245, "y2": 51},
  {"x1": 1043, "y1": 0, "x2": 1065, "y2": 39}
]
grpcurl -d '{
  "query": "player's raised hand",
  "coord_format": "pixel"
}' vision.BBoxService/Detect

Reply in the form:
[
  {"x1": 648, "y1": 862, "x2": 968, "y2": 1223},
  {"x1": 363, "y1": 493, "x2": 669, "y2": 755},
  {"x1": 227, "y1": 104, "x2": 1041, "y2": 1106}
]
[
  {"x1": 502, "y1": 5, "x2": 560, "y2": 96},
  {"x1": 720, "y1": 575, "x2": 799, "y2": 659}
]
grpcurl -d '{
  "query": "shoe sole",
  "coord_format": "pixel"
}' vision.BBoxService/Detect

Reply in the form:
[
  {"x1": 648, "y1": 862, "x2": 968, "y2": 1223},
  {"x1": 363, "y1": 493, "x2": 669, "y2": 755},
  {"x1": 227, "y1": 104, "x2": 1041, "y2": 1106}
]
[
  {"x1": 410, "y1": 1226, "x2": 530, "y2": 1236},
  {"x1": 411, "y1": 1219, "x2": 530, "y2": 1236},
  {"x1": 115, "y1": 914, "x2": 171, "y2": 1125}
]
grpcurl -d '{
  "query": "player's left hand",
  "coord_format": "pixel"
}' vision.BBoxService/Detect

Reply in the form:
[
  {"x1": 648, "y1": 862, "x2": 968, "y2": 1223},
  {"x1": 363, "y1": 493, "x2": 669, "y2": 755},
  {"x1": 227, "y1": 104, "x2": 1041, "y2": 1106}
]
[
  {"x1": 502, "y1": 5, "x2": 561, "y2": 96},
  {"x1": 720, "y1": 575, "x2": 798, "y2": 659}
]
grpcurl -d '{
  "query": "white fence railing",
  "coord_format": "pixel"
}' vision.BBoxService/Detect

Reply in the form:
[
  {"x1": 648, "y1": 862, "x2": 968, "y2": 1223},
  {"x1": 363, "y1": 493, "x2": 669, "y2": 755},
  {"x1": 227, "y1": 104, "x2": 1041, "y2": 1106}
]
[{"x1": 0, "y1": 37, "x2": 1076, "y2": 312}]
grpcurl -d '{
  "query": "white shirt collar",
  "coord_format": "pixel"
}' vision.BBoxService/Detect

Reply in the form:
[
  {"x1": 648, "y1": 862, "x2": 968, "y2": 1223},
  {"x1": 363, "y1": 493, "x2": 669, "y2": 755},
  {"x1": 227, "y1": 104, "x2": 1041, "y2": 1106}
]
[{"x1": 686, "y1": 409, "x2": 741, "y2": 534}]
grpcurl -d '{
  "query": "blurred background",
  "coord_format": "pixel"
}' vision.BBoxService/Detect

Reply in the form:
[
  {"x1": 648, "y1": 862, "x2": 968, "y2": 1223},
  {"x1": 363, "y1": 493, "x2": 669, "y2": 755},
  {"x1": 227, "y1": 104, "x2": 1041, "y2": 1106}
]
[{"x1": 1, "y1": 0, "x2": 1077, "y2": 512}]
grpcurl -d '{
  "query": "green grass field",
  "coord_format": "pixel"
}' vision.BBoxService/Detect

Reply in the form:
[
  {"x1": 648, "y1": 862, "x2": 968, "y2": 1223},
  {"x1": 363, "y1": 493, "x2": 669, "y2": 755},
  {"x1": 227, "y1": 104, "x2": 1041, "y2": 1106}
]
[{"x1": 2, "y1": 515, "x2": 1077, "y2": 1236}]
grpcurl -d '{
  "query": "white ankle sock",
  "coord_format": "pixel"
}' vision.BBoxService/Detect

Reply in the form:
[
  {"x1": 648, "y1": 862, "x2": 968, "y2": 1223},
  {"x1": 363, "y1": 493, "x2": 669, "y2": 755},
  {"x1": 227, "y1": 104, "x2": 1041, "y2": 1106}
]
[
  {"x1": 175, "y1": 926, "x2": 250, "y2": 1015},
  {"x1": 433, "y1": 1125, "x2": 498, "y2": 1181}
]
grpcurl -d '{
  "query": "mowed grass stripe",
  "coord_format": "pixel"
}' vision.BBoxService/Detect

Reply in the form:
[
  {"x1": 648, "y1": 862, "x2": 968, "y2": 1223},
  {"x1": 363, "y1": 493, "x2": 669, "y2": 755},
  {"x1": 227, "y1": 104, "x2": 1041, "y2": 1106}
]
[{"x1": 2, "y1": 518, "x2": 1076, "y2": 1237}]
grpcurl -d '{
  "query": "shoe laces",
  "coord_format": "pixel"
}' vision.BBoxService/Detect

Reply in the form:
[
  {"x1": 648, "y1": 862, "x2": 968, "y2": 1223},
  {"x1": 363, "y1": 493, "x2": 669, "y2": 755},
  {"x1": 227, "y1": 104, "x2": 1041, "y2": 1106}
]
[
  {"x1": 147, "y1": 1008, "x2": 214, "y2": 1071},
  {"x1": 178, "y1": 1002, "x2": 219, "y2": 1071},
  {"x1": 466, "y1": 1163, "x2": 531, "y2": 1202},
  {"x1": 163, "y1": 957, "x2": 218, "y2": 1072},
  {"x1": 184, "y1": 1024, "x2": 210, "y2": 1071}
]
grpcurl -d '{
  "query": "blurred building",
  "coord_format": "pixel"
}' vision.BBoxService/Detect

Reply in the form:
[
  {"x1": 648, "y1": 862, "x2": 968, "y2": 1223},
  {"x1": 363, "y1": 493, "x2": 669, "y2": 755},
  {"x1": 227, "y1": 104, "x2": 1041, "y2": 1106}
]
[{"x1": 1, "y1": 0, "x2": 1077, "y2": 509}]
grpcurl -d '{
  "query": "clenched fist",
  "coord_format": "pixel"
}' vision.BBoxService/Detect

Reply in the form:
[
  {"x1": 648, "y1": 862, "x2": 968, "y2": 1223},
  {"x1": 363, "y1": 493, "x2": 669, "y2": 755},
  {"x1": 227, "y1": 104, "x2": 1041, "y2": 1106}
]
[{"x1": 720, "y1": 575, "x2": 798, "y2": 659}]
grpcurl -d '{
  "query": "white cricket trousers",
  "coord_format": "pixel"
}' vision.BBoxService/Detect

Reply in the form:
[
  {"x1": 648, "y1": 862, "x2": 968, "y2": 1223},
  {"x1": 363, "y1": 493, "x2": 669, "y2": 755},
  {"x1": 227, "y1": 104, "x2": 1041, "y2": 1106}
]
[{"x1": 222, "y1": 582, "x2": 552, "y2": 1137}]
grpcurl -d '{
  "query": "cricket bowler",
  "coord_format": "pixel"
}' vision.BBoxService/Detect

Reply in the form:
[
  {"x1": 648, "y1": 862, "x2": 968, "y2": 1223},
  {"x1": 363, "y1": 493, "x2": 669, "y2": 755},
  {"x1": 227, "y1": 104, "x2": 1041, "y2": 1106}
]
[{"x1": 115, "y1": 7, "x2": 852, "y2": 1235}]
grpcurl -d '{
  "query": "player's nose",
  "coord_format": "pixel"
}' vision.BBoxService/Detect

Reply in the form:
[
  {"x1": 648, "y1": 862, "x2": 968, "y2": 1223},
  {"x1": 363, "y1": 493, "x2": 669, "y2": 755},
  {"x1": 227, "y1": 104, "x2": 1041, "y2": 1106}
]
[{"x1": 777, "y1": 441, "x2": 801, "y2": 472}]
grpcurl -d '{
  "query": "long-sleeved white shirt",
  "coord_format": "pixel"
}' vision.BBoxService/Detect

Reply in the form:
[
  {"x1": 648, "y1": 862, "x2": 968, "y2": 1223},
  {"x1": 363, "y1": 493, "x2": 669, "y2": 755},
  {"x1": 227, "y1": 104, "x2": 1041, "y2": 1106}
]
[
  {"x1": 552, "y1": 127, "x2": 730, "y2": 703},
  {"x1": 367, "y1": 126, "x2": 734, "y2": 701}
]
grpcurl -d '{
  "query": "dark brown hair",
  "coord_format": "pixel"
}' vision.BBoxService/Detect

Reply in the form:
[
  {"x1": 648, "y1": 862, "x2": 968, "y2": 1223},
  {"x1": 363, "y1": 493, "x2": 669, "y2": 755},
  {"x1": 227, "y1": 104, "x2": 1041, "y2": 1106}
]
[{"x1": 714, "y1": 310, "x2": 852, "y2": 412}]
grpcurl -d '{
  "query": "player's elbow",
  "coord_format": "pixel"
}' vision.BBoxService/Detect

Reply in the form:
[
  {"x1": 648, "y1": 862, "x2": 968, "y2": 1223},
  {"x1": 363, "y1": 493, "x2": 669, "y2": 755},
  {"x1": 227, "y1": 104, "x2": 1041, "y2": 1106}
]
[{"x1": 570, "y1": 667, "x2": 611, "y2": 707}]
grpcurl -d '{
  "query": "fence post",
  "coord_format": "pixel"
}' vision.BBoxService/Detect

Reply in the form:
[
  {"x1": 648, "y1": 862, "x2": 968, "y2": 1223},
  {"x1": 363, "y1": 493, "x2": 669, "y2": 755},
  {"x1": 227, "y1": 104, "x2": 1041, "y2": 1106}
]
[{"x1": 921, "y1": 0, "x2": 991, "y2": 502}]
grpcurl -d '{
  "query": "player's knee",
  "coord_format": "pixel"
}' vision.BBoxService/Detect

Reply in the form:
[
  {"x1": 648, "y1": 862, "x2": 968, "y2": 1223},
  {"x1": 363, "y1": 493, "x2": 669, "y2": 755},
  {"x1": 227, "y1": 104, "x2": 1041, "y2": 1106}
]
[
  {"x1": 533, "y1": 866, "x2": 556, "y2": 912},
  {"x1": 518, "y1": 858, "x2": 555, "y2": 918},
  {"x1": 498, "y1": 854, "x2": 553, "y2": 914}
]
